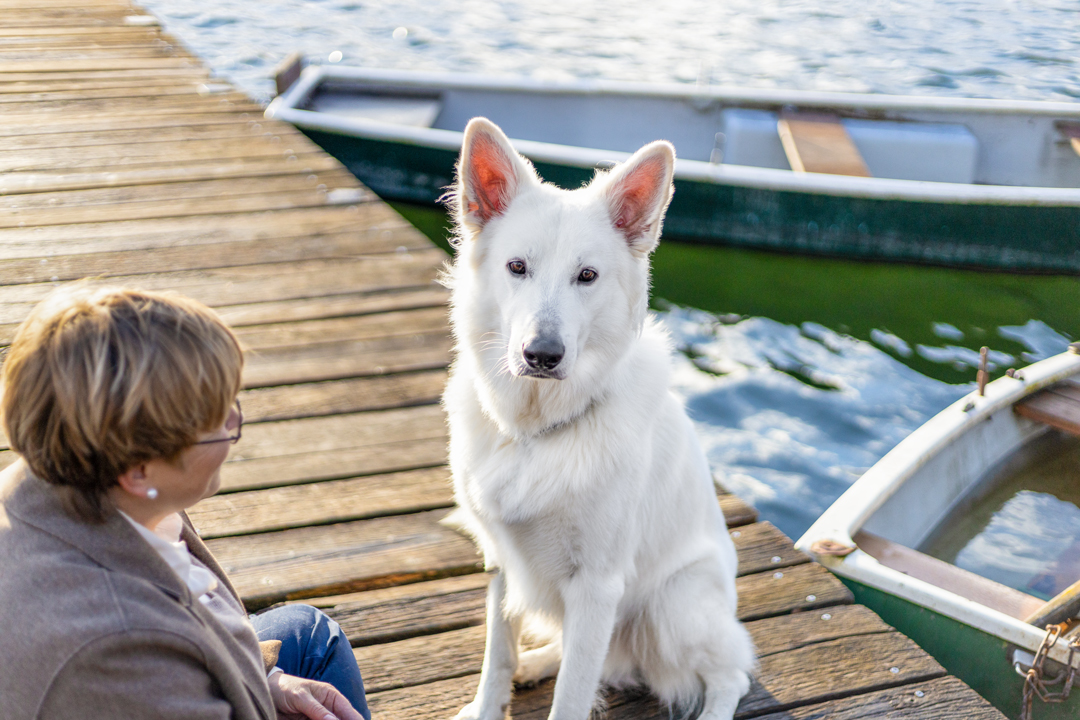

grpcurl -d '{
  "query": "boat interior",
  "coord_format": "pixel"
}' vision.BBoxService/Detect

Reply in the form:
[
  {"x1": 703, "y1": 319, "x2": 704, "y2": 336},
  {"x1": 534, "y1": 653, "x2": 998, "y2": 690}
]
[
  {"x1": 859, "y1": 377, "x2": 1080, "y2": 632},
  {"x1": 303, "y1": 75, "x2": 1080, "y2": 189}
]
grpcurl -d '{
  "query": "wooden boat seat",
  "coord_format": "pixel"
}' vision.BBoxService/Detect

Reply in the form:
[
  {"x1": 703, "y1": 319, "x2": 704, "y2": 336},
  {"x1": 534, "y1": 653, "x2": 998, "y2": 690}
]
[
  {"x1": 1014, "y1": 378, "x2": 1080, "y2": 437},
  {"x1": 777, "y1": 113, "x2": 872, "y2": 177},
  {"x1": 853, "y1": 530, "x2": 1045, "y2": 620},
  {"x1": 1059, "y1": 122, "x2": 1080, "y2": 158}
]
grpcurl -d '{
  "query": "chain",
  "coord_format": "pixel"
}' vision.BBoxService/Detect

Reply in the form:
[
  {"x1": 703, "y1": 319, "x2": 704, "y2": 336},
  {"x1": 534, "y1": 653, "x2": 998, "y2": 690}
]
[{"x1": 1020, "y1": 624, "x2": 1080, "y2": 720}]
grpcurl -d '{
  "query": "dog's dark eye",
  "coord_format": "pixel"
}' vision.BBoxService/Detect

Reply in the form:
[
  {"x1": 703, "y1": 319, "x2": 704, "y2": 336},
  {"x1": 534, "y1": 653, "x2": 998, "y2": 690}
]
[
  {"x1": 508, "y1": 260, "x2": 527, "y2": 275},
  {"x1": 578, "y1": 268, "x2": 598, "y2": 283}
]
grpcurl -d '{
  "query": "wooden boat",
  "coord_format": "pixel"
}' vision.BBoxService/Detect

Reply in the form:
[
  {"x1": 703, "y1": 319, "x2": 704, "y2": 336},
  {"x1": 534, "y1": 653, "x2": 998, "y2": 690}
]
[
  {"x1": 797, "y1": 345, "x2": 1080, "y2": 719},
  {"x1": 267, "y1": 62, "x2": 1080, "y2": 272}
]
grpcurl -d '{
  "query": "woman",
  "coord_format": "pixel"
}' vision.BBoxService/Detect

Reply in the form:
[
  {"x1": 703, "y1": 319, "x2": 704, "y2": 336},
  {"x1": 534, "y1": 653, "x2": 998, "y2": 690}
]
[{"x1": 0, "y1": 286, "x2": 370, "y2": 720}]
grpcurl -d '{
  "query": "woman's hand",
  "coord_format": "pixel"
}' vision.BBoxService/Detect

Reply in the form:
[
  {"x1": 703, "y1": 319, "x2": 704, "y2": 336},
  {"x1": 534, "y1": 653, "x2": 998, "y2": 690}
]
[{"x1": 267, "y1": 671, "x2": 365, "y2": 720}]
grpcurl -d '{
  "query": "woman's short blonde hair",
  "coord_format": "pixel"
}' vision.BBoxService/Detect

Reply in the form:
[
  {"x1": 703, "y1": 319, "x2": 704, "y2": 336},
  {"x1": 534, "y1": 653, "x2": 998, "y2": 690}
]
[{"x1": 1, "y1": 286, "x2": 243, "y2": 521}]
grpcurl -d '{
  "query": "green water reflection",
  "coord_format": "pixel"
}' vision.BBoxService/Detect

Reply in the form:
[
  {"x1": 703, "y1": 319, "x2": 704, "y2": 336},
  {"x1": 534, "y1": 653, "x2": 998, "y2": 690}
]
[{"x1": 391, "y1": 201, "x2": 1080, "y2": 384}]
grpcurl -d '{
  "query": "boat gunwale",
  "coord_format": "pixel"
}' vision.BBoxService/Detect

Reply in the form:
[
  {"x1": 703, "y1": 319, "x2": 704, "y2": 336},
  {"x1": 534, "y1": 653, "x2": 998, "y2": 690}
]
[
  {"x1": 796, "y1": 349, "x2": 1080, "y2": 665},
  {"x1": 266, "y1": 65, "x2": 1080, "y2": 208},
  {"x1": 295, "y1": 64, "x2": 1080, "y2": 117}
]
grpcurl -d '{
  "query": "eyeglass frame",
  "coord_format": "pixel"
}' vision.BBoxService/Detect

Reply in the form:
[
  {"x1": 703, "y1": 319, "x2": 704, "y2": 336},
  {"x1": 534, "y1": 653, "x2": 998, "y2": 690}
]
[{"x1": 193, "y1": 399, "x2": 243, "y2": 445}]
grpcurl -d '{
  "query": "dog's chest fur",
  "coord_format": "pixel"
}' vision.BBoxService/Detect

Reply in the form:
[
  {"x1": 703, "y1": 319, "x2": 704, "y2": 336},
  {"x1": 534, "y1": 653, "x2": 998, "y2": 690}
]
[{"x1": 445, "y1": 348, "x2": 663, "y2": 605}]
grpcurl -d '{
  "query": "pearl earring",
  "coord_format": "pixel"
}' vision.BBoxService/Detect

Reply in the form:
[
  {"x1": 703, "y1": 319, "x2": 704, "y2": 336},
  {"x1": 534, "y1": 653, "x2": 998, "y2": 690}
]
[{"x1": 146, "y1": 488, "x2": 158, "y2": 500}]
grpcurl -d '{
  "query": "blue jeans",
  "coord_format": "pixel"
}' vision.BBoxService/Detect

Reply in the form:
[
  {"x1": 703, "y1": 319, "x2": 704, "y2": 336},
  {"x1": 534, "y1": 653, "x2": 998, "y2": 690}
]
[{"x1": 250, "y1": 604, "x2": 371, "y2": 720}]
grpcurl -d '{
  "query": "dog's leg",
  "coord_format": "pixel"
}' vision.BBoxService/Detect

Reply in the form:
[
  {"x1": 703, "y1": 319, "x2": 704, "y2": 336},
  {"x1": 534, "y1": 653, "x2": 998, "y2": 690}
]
[
  {"x1": 699, "y1": 670, "x2": 752, "y2": 720},
  {"x1": 455, "y1": 571, "x2": 521, "y2": 720},
  {"x1": 547, "y1": 575, "x2": 623, "y2": 720}
]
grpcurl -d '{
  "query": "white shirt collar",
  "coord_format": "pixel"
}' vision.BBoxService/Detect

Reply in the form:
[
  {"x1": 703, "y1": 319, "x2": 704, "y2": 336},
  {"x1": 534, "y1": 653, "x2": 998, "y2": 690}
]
[{"x1": 118, "y1": 510, "x2": 219, "y2": 599}]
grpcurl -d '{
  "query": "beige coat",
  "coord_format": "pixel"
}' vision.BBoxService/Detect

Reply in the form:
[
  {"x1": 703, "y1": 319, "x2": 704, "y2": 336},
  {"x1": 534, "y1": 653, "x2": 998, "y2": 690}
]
[{"x1": 0, "y1": 462, "x2": 279, "y2": 720}]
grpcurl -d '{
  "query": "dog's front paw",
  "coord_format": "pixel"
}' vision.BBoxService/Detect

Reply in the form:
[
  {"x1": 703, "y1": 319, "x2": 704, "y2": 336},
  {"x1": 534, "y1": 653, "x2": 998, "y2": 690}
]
[
  {"x1": 513, "y1": 642, "x2": 561, "y2": 687},
  {"x1": 452, "y1": 699, "x2": 507, "y2": 720}
]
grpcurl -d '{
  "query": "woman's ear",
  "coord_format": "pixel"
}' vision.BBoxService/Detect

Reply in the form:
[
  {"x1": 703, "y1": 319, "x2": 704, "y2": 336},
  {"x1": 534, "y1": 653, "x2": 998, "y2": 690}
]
[{"x1": 116, "y1": 463, "x2": 150, "y2": 496}]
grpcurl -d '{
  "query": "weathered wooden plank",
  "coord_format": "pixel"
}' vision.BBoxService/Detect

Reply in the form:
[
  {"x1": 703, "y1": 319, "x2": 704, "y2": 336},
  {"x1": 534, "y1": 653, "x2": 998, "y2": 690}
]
[
  {"x1": 0, "y1": 134, "x2": 326, "y2": 172},
  {"x1": 0, "y1": 230, "x2": 433, "y2": 294},
  {"x1": 0, "y1": 286, "x2": 447, "y2": 346},
  {"x1": 731, "y1": 521, "x2": 810, "y2": 576},
  {"x1": 0, "y1": 32, "x2": 161, "y2": 47},
  {"x1": 0, "y1": 79, "x2": 213, "y2": 97},
  {"x1": 215, "y1": 287, "x2": 450, "y2": 330},
  {"x1": 0, "y1": 47, "x2": 186, "y2": 62},
  {"x1": 354, "y1": 626, "x2": 487, "y2": 694},
  {"x1": 0, "y1": 145, "x2": 332, "y2": 179},
  {"x1": 0, "y1": 0, "x2": 139, "y2": 8},
  {"x1": 0, "y1": 252, "x2": 445, "y2": 321},
  {"x1": 739, "y1": 631, "x2": 945, "y2": 715},
  {"x1": 0, "y1": 27, "x2": 168, "y2": 38},
  {"x1": 0, "y1": 170, "x2": 361, "y2": 213},
  {"x1": 0, "y1": 93, "x2": 260, "y2": 117},
  {"x1": 0, "y1": 120, "x2": 256, "y2": 151},
  {"x1": 0, "y1": 138, "x2": 326, "y2": 173},
  {"x1": 736, "y1": 562, "x2": 853, "y2": 621},
  {"x1": 218, "y1": 436, "x2": 450, "y2": 493},
  {"x1": 0, "y1": 186, "x2": 369, "y2": 228},
  {"x1": 0, "y1": 58, "x2": 205, "y2": 73},
  {"x1": 0, "y1": 202, "x2": 413, "y2": 254},
  {"x1": 238, "y1": 369, "x2": 448, "y2": 423},
  {"x1": 322, "y1": 575, "x2": 491, "y2": 646},
  {"x1": 234, "y1": 307, "x2": 449, "y2": 350},
  {"x1": 719, "y1": 492, "x2": 758, "y2": 528},
  {"x1": 0, "y1": 40, "x2": 172, "y2": 53},
  {"x1": 750, "y1": 676, "x2": 1004, "y2": 720},
  {"x1": 240, "y1": 331, "x2": 452, "y2": 388},
  {"x1": 227, "y1": 405, "x2": 446, "y2": 464},
  {"x1": 207, "y1": 509, "x2": 483, "y2": 609},
  {"x1": 0, "y1": 158, "x2": 346, "y2": 197},
  {"x1": 746, "y1": 603, "x2": 892, "y2": 657},
  {"x1": 0, "y1": 113, "x2": 250, "y2": 137},
  {"x1": 310, "y1": 573, "x2": 491, "y2": 610},
  {"x1": 190, "y1": 466, "x2": 454, "y2": 538},
  {"x1": 366, "y1": 675, "x2": 479, "y2": 720}
]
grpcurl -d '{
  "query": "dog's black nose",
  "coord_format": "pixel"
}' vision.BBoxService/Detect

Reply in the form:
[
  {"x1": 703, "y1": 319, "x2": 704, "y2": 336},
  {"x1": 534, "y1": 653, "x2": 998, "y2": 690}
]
[{"x1": 523, "y1": 338, "x2": 564, "y2": 371}]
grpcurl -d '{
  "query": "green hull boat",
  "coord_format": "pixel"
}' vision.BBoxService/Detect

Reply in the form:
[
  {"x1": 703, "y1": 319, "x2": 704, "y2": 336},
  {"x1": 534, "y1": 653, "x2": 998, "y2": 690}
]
[
  {"x1": 798, "y1": 347, "x2": 1080, "y2": 719},
  {"x1": 267, "y1": 64, "x2": 1080, "y2": 272}
]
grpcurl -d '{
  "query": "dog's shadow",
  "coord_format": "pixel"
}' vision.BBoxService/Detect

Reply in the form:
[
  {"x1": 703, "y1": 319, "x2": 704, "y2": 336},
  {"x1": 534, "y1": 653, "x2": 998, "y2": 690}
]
[
  {"x1": 507, "y1": 682, "x2": 665, "y2": 720},
  {"x1": 504, "y1": 681, "x2": 782, "y2": 720}
]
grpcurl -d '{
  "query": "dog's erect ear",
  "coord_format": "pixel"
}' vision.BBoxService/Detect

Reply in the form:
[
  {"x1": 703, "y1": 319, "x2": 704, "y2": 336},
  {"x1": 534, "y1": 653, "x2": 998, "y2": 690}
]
[
  {"x1": 603, "y1": 141, "x2": 675, "y2": 255},
  {"x1": 457, "y1": 118, "x2": 535, "y2": 229}
]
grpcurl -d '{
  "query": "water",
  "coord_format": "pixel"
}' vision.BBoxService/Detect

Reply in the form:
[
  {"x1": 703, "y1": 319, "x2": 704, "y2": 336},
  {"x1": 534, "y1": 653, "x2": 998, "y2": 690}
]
[
  {"x1": 922, "y1": 432, "x2": 1080, "y2": 599},
  {"x1": 139, "y1": 0, "x2": 1080, "y2": 105},
  {"x1": 141, "y1": 0, "x2": 1080, "y2": 549}
]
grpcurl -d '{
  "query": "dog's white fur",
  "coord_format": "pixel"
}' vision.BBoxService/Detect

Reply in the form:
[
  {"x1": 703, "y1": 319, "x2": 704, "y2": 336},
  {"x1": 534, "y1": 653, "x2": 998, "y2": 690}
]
[{"x1": 443, "y1": 118, "x2": 755, "y2": 720}]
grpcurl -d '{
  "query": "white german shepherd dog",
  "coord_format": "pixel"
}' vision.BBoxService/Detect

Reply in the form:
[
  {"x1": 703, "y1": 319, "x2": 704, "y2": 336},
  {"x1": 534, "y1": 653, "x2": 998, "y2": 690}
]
[{"x1": 442, "y1": 118, "x2": 755, "y2": 720}]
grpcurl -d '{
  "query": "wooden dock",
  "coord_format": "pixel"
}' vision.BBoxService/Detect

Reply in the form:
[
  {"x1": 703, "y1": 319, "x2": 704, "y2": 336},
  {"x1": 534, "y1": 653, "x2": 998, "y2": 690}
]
[{"x1": 0, "y1": 2, "x2": 1008, "y2": 718}]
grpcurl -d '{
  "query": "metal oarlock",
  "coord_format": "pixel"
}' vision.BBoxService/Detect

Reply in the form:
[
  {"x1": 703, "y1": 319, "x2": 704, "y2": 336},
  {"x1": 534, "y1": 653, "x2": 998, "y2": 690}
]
[{"x1": 977, "y1": 346, "x2": 990, "y2": 396}]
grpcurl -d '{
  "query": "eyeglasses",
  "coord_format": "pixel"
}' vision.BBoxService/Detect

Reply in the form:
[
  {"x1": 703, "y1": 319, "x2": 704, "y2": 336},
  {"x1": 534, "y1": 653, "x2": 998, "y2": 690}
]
[{"x1": 193, "y1": 399, "x2": 243, "y2": 445}]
